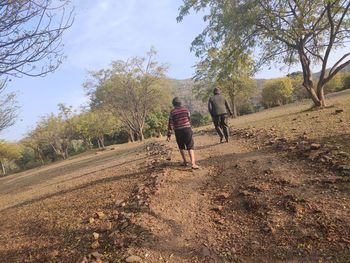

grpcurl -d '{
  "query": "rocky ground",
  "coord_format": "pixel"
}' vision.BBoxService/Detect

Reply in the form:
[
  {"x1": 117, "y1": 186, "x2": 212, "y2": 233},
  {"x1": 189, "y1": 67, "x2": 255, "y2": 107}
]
[{"x1": 0, "y1": 126, "x2": 349, "y2": 262}]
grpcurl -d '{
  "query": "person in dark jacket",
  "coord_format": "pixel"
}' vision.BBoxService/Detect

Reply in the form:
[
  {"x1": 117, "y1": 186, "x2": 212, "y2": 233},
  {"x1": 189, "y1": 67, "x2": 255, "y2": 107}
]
[
  {"x1": 208, "y1": 87, "x2": 233, "y2": 143},
  {"x1": 167, "y1": 97, "x2": 200, "y2": 169}
]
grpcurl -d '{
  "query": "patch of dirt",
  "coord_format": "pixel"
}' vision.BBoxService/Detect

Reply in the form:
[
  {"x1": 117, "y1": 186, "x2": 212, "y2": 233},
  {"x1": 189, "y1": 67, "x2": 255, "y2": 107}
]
[{"x1": 1, "y1": 131, "x2": 349, "y2": 262}]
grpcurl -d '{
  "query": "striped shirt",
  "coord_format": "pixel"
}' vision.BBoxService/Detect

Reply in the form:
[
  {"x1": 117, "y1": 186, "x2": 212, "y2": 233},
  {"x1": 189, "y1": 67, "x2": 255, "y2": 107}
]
[{"x1": 167, "y1": 106, "x2": 191, "y2": 135}]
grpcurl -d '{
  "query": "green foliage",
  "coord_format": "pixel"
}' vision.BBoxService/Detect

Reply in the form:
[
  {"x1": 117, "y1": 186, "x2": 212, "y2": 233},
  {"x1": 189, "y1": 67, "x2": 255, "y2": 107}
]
[
  {"x1": 343, "y1": 73, "x2": 350, "y2": 90},
  {"x1": 178, "y1": 0, "x2": 350, "y2": 107},
  {"x1": 191, "y1": 112, "x2": 211, "y2": 128},
  {"x1": 15, "y1": 146, "x2": 40, "y2": 170},
  {"x1": 192, "y1": 43, "x2": 256, "y2": 117},
  {"x1": 261, "y1": 78, "x2": 294, "y2": 108},
  {"x1": 288, "y1": 72, "x2": 310, "y2": 101},
  {"x1": 144, "y1": 110, "x2": 169, "y2": 138},
  {"x1": 0, "y1": 141, "x2": 22, "y2": 161},
  {"x1": 85, "y1": 48, "x2": 170, "y2": 141},
  {"x1": 0, "y1": 140, "x2": 22, "y2": 174},
  {"x1": 324, "y1": 73, "x2": 344, "y2": 94}
]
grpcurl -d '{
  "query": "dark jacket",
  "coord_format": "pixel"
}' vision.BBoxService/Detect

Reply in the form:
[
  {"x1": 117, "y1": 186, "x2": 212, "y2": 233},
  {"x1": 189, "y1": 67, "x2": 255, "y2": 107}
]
[{"x1": 208, "y1": 94, "x2": 233, "y2": 117}]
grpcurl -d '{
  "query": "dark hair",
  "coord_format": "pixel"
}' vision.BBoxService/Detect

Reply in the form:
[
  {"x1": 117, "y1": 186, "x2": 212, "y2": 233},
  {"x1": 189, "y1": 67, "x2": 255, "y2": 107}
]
[
  {"x1": 172, "y1": 97, "x2": 182, "y2": 107},
  {"x1": 214, "y1": 87, "x2": 221, "y2": 94}
]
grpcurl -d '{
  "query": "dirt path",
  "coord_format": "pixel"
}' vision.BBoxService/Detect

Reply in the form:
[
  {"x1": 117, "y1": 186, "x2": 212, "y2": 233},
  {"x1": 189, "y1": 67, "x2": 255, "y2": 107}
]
[
  {"x1": 0, "y1": 132, "x2": 349, "y2": 262},
  {"x1": 130, "y1": 132, "x2": 350, "y2": 262}
]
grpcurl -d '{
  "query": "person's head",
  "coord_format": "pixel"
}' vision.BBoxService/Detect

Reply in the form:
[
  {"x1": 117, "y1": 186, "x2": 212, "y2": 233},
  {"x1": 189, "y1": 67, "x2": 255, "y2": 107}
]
[
  {"x1": 172, "y1": 97, "x2": 182, "y2": 107},
  {"x1": 214, "y1": 87, "x2": 221, "y2": 95}
]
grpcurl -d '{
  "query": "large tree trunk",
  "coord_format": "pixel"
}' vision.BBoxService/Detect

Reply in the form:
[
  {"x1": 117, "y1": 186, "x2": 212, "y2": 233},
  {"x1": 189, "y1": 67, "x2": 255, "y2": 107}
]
[
  {"x1": 138, "y1": 130, "x2": 145, "y2": 141},
  {"x1": 229, "y1": 85, "x2": 238, "y2": 118},
  {"x1": 299, "y1": 49, "x2": 326, "y2": 107},
  {"x1": 128, "y1": 129, "x2": 135, "y2": 143},
  {"x1": 99, "y1": 135, "x2": 105, "y2": 148}
]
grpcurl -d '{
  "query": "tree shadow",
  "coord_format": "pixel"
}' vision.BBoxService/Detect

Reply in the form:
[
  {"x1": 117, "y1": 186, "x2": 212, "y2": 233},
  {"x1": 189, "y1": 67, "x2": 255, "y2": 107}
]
[{"x1": 0, "y1": 168, "x2": 148, "y2": 213}]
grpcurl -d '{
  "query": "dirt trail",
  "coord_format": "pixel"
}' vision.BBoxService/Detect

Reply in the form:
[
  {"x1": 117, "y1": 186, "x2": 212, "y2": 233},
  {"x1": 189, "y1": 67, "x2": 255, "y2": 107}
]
[{"x1": 0, "y1": 132, "x2": 349, "y2": 262}]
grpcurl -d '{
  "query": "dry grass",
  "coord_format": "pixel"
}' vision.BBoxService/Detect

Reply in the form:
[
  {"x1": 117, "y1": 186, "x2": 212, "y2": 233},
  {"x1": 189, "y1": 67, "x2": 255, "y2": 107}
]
[{"x1": 229, "y1": 89, "x2": 350, "y2": 152}]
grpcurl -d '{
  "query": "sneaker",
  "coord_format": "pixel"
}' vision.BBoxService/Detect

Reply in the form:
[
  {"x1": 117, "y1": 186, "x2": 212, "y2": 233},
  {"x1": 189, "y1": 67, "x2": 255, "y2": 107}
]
[
  {"x1": 182, "y1": 162, "x2": 189, "y2": 167},
  {"x1": 225, "y1": 137, "x2": 229, "y2": 143},
  {"x1": 220, "y1": 137, "x2": 224, "y2": 143}
]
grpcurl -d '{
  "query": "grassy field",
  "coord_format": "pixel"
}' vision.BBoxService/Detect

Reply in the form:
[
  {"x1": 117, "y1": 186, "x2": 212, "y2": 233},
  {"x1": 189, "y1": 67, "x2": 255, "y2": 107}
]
[{"x1": 229, "y1": 89, "x2": 350, "y2": 152}]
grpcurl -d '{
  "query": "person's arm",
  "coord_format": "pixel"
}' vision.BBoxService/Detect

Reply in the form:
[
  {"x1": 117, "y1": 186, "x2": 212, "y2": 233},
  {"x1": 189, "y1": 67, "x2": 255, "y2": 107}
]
[
  {"x1": 225, "y1": 99, "x2": 233, "y2": 116},
  {"x1": 167, "y1": 112, "x2": 174, "y2": 141},
  {"x1": 208, "y1": 98, "x2": 213, "y2": 117}
]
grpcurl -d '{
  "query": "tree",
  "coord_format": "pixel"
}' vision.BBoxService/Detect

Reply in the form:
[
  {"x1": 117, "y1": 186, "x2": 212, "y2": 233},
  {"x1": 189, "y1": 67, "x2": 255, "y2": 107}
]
[
  {"x1": 144, "y1": 110, "x2": 169, "y2": 138},
  {"x1": 0, "y1": 82, "x2": 18, "y2": 134},
  {"x1": 178, "y1": 0, "x2": 350, "y2": 107},
  {"x1": 85, "y1": 48, "x2": 170, "y2": 141},
  {"x1": 74, "y1": 109, "x2": 119, "y2": 149},
  {"x1": 261, "y1": 77, "x2": 294, "y2": 108},
  {"x1": 193, "y1": 46, "x2": 256, "y2": 117},
  {"x1": 0, "y1": 140, "x2": 22, "y2": 175},
  {"x1": 0, "y1": 0, "x2": 74, "y2": 78}
]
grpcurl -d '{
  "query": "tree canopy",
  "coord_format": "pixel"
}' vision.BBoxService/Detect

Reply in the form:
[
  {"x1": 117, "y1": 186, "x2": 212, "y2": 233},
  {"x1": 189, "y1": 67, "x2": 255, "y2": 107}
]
[
  {"x1": 0, "y1": 0, "x2": 74, "y2": 78},
  {"x1": 85, "y1": 48, "x2": 170, "y2": 141},
  {"x1": 178, "y1": 0, "x2": 350, "y2": 107}
]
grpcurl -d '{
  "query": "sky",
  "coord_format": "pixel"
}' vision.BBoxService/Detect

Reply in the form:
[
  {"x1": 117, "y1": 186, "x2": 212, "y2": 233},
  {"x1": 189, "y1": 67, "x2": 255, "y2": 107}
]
[{"x1": 1, "y1": 0, "x2": 349, "y2": 141}]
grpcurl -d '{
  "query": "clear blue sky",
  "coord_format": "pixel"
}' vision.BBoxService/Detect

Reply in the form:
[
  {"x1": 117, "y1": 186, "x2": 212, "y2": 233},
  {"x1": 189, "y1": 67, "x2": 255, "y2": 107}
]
[{"x1": 1, "y1": 0, "x2": 349, "y2": 141}]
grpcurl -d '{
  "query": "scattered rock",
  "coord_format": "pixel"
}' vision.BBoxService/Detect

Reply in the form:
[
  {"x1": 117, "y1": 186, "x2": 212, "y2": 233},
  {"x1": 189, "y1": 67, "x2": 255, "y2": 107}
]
[
  {"x1": 91, "y1": 241, "x2": 100, "y2": 249},
  {"x1": 96, "y1": 212, "x2": 106, "y2": 219},
  {"x1": 89, "y1": 218, "x2": 95, "y2": 224},
  {"x1": 212, "y1": 205, "x2": 224, "y2": 212},
  {"x1": 216, "y1": 192, "x2": 230, "y2": 200},
  {"x1": 338, "y1": 165, "x2": 350, "y2": 176},
  {"x1": 201, "y1": 246, "x2": 211, "y2": 257},
  {"x1": 91, "y1": 252, "x2": 103, "y2": 259},
  {"x1": 100, "y1": 221, "x2": 112, "y2": 231},
  {"x1": 310, "y1": 143, "x2": 321, "y2": 150},
  {"x1": 338, "y1": 151, "x2": 350, "y2": 158},
  {"x1": 93, "y1": 232, "x2": 100, "y2": 240},
  {"x1": 76, "y1": 256, "x2": 89, "y2": 263},
  {"x1": 335, "y1": 109, "x2": 344, "y2": 114},
  {"x1": 49, "y1": 250, "x2": 59, "y2": 258},
  {"x1": 264, "y1": 168, "x2": 274, "y2": 175},
  {"x1": 125, "y1": 255, "x2": 142, "y2": 262}
]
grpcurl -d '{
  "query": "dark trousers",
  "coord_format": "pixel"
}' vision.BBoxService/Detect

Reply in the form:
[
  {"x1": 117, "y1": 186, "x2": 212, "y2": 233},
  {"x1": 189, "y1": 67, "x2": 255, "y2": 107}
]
[{"x1": 212, "y1": 114, "x2": 229, "y2": 139}]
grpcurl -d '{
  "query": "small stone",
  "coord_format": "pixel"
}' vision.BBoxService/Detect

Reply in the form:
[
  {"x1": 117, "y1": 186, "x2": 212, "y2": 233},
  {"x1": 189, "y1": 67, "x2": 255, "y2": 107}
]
[
  {"x1": 96, "y1": 212, "x2": 106, "y2": 219},
  {"x1": 216, "y1": 192, "x2": 230, "y2": 199},
  {"x1": 89, "y1": 218, "x2": 95, "y2": 224},
  {"x1": 49, "y1": 250, "x2": 59, "y2": 258},
  {"x1": 338, "y1": 151, "x2": 350, "y2": 158},
  {"x1": 76, "y1": 256, "x2": 89, "y2": 263},
  {"x1": 212, "y1": 205, "x2": 224, "y2": 212},
  {"x1": 93, "y1": 232, "x2": 100, "y2": 240},
  {"x1": 201, "y1": 246, "x2": 211, "y2": 257},
  {"x1": 91, "y1": 241, "x2": 100, "y2": 249},
  {"x1": 335, "y1": 109, "x2": 344, "y2": 114},
  {"x1": 100, "y1": 221, "x2": 112, "y2": 231},
  {"x1": 91, "y1": 252, "x2": 103, "y2": 259},
  {"x1": 125, "y1": 255, "x2": 142, "y2": 262},
  {"x1": 310, "y1": 143, "x2": 321, "y2": 150}
]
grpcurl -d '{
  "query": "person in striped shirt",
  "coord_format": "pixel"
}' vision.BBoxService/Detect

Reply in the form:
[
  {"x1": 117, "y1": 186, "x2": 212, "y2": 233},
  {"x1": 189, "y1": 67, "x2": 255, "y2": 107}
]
[{"x1": 167, "y1": 97, "x2": 200, "y2": 169}]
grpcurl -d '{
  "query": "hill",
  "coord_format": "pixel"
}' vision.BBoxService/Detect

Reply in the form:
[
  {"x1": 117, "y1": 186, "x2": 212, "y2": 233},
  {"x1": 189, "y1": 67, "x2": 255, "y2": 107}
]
[
  {"x1": 0, "y1": 90, "x2": 349, "y2": 262},
  {"x1": 169, "y1": 78, "x2": 207, "y2": 114}
]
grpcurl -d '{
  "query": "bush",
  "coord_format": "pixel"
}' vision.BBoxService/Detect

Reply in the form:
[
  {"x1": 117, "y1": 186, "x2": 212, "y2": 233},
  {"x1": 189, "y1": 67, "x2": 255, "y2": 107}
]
[
  {"x1": 342, "y1": 74, "x2": 350, "y2": 91},
  {"x1": 191, "y1": 112, "x2": 211, "y2": 127},
  {"x1": 261, "y1": 77, "x2": 294, "y2": 108}
]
